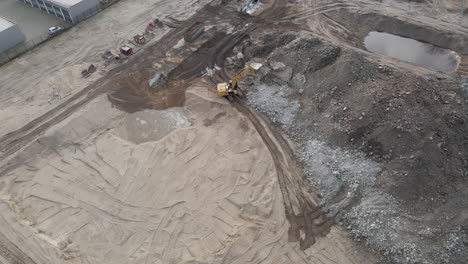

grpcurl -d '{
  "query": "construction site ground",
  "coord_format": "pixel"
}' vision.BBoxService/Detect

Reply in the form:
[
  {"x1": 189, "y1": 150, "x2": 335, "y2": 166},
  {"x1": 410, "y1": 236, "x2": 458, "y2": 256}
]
[{"x1": 0, "y1": 0, "x2": 467, "y2": 264}]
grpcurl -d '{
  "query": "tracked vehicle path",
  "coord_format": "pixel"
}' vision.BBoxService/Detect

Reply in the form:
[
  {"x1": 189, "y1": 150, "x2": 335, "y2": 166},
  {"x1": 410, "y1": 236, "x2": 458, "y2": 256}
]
[
  {"x1": 232, "y1": 98, "x2": 331, "y2": 249},
  {"x1": 0, "y1": 2, "x2": 331, "y2": 261},
  {"x1": 0, "y1": 4, "x2": 224, "y2": 168}
]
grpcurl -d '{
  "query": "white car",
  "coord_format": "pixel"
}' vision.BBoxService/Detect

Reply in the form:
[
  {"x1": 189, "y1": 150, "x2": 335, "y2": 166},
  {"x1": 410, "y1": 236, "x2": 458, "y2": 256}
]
[{"x1": 48, "y1": 26, "x2": 62, "y2": 35}]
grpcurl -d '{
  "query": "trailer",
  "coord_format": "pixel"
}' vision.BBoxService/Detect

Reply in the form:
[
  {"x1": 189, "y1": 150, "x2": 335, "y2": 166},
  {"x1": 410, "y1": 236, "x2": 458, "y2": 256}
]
[{"x1": 184, "y1": 22, "x2": 204, "y2": 43}]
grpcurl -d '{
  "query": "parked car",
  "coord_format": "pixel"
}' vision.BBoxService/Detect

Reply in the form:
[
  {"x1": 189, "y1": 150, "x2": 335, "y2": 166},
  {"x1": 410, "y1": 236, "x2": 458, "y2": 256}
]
[{"x1": 48, "y1": 26, "x2": 62, "y2": 36}]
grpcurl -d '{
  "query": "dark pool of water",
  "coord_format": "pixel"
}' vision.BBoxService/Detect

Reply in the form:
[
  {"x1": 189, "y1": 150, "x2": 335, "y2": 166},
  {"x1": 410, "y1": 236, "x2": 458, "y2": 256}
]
[{"x1": 364, "y1": 31, "x2": 460, "y2": 72}]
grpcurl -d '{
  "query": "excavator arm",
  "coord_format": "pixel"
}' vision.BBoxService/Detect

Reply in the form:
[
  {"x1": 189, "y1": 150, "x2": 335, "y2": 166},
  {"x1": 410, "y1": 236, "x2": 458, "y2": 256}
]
[
  {"x1": 217, "y1": 65, "x2": 257, "y2": 98},
  {"x1": 231, "y1": 65, "x2": 255, "y2": 89}
]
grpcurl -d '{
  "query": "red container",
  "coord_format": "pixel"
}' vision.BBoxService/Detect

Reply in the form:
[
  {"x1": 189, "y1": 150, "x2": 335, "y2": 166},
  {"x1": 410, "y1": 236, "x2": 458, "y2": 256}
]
[{"x1": 120, "y1": 46, "x2": 133, "y2": 56}]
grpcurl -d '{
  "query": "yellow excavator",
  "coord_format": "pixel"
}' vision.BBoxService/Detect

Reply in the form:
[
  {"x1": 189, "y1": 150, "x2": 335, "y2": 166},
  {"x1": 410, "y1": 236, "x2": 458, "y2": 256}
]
[{"x1": 217, "y1": 65, "x2": 255, "y2": 100}]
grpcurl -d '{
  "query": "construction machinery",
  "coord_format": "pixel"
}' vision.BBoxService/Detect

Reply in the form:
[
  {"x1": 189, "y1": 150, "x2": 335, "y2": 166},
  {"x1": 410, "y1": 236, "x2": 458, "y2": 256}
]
[
  {"x1": 81, "y1": 64, "x2": 96, "y2": 78},
  {"x1": 120, "y1": 45, "x2": 133, "y2": 56},
  {"x1": 184, "y1": 22, "x2": 204, "y2": 43},
  {"x1": 217, "y1": 65, "x2": 255, "y2": 100},
  {"x1": 146, "y1": 19, "x2": 163, "y2": 33},
  {"x1": 134, "y1": 34, "x2": 146, "y2": 44}
]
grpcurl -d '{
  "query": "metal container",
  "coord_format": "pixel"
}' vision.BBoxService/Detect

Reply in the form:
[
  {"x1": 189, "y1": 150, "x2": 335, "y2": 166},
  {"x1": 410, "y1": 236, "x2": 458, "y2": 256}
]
[{"x1": 184, "y1": 22, "x2": 204, "y2": 43}]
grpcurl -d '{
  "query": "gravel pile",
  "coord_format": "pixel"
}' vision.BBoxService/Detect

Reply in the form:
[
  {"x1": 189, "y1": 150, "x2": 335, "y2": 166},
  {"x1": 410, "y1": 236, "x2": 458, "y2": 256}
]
[
  {"x1": 247, "y1": 83, "x2": 299, "y2": 130},
  {"x1": 247, "y1": 75, "x2": 467, "y2": 264},
  {"x1": 298, "y1": 140, "x2": 379, "y2": 203}
]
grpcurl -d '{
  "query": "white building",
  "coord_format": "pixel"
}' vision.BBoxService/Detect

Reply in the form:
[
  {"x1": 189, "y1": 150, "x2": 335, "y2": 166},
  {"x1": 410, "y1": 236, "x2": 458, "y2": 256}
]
[
  {"x1": 17, "y1": 0, "x2": 101, "y2": 24},
  {"x1": 0, "y1": 17, "x2": 25, "y2": 53}
]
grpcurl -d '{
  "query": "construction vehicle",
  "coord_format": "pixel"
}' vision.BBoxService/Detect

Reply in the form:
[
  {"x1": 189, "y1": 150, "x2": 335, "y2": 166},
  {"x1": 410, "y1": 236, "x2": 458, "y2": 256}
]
[
  {"x1": 120, "y1": 45, "x2": 133, "y2": 56},
  {"x1": 184, "y1": 22, "x2": 204, "y2": 42},
  {"x1": 81, "y1": 64, "x2": 96, "y2": 78},
  {"x1": 102, "y1": 50, "x2": 120, "y2": 60},
  {"x1": 217, "y1": 65, "x2": 255, "y2": 100},
  {"x1": 134, "y1": 34, "x2": 146, "y2": 44}
]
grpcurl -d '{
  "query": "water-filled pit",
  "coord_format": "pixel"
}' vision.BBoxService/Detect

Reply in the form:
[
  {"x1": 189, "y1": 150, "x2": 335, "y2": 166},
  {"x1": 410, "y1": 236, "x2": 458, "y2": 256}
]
[{"x1": 364, "y1": 31, "x2": 460, "y2": 72}]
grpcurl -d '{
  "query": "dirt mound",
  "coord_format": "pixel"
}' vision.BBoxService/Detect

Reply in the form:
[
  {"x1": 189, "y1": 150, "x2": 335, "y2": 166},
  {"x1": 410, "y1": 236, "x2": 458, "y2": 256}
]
[{"x1": 243, "y1": 31, "x2": 468, "y2": 264}]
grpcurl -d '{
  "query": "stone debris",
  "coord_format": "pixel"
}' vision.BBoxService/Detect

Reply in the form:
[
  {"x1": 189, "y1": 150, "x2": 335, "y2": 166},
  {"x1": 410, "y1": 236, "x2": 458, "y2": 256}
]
[{"x1": 271, "y1": 61, "x2": 286, "y2": 71}]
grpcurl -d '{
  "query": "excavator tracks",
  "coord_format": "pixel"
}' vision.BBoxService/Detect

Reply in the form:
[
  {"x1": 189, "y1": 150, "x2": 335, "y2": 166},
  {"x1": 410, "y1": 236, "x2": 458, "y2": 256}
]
[{"x1": 231, "y1": 98, "x2": 332, "y2": 249}]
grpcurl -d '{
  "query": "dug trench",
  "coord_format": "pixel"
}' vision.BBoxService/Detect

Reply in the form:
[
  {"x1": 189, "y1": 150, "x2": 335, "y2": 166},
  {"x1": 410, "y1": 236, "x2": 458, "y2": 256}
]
[{"x1": 235, "y1": 28, "x2": 468, "y2": 264}]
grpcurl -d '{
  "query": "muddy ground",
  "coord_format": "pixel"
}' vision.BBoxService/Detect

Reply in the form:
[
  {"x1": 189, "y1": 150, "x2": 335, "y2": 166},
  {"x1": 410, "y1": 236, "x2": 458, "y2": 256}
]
[{"x1": 0, "y1": 0, "x2": 467, "y2": 263}]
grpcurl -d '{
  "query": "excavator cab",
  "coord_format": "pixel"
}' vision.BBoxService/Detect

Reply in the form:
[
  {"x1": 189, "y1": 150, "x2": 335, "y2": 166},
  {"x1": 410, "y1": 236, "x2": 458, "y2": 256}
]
[
  {"x1": 217, "y1": 82, "x2": 240, "y2": 97},
  {"x1": 217, "y1": 82, "x2": 230, "y2": 97}
]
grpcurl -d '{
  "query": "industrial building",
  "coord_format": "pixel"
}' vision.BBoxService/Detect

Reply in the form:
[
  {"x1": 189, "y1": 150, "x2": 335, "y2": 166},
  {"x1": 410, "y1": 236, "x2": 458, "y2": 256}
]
[
  {"x1": 17, "y1": 0, "x2": 101, "y2": 24},
  {"x1": 0, "y1": 17, "x2": 25, "y2": 53}
]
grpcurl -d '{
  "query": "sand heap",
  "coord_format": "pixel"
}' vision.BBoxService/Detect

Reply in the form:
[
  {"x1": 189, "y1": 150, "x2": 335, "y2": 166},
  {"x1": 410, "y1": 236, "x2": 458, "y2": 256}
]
[{"x1": 0, "y1": 85, "x2": 380, "y2": 264}]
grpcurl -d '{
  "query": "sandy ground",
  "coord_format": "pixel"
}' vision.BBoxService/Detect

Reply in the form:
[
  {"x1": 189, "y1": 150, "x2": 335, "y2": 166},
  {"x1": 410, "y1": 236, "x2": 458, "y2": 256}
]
[
  {"x1": 0, "y1": 0, "x2": 209, "y2": 138},
  {"x1": 0, "y1": 85, "x2": 382, "y2": 263},
  {"x1": 0, "y1": 0, "x2": 466, "y2": 263}
]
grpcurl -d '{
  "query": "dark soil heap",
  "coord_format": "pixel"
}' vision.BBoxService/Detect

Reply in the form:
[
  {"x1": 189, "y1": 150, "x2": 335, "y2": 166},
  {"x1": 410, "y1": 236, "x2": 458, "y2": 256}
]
[{"x1": 240, "y1": 32, "x2": 468, "y2": 264}]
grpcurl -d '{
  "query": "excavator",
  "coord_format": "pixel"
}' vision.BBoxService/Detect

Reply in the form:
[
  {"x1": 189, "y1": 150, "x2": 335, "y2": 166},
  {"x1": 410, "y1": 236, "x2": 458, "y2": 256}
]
[{"x1": 217, "y1": 65, "x2": 255, "y2": 100}]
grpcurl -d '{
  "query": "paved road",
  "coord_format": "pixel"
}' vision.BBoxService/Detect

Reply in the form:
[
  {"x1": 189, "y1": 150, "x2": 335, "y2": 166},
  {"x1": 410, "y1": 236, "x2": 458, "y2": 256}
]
[{"x1": 0, "y1": 0, "x2": 69, "y2": 41}]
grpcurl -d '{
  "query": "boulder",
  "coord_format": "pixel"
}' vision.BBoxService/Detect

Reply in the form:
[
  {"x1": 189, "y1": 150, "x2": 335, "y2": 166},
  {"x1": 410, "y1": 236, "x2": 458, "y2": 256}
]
[
  {"x1": 291, "y1": 73, "x2": 306, "y2": 89},
  {"x1": 275, "y1": 66, "x2": 293, "y2": 81},
  {"x1": 271, "y1": 61, "x2": 286, "y2": 71}
]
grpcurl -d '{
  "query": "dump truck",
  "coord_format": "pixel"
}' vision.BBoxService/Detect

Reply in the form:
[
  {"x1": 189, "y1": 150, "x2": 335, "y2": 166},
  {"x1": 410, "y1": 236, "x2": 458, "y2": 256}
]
[{"x1": 184, "y1": 22, "x2": 204, "y2": 43}]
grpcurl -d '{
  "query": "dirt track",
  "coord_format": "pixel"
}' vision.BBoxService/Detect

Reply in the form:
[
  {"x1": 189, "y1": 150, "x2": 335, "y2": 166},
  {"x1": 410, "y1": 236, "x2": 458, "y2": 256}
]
[
  {"x1": 0, "y1": 0, "x2": 382, "y2": 262},
  {"x1": 0, "y1": 0, "x2": 313, "y2": 239},
  {"x1": 232, "y1": 98, "x2": 332, "y2": 249},
  {"x1": 0, "y1": 0, "x2": 339, "y2": 262},
  {"x1": 0, "y1": 2, "x2": 229, "y2": 169},
  {"x1": 107, "y1": 0, "x2": 332, "y2": 249},
  {"x1": 0, "y1": 0, "x2": 466, "y2": 263}
]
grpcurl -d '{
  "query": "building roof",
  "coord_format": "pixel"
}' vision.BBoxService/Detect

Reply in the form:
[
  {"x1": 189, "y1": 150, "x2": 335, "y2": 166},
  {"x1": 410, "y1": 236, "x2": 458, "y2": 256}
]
[
  {"x1": 48, "y1": 0, "x2": 84, "y2": 8},
  {"x1": 0, "y1": 16, "x2": 15, "y2": 32}
]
